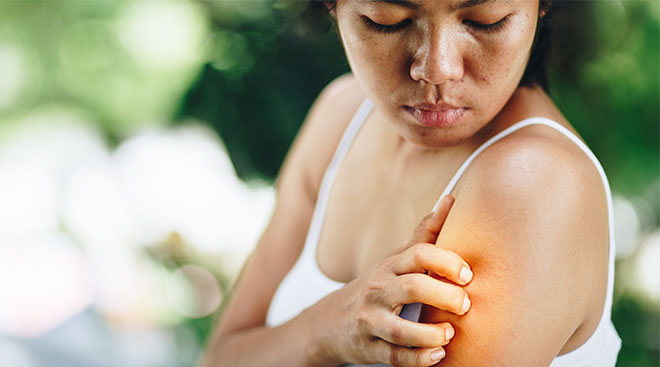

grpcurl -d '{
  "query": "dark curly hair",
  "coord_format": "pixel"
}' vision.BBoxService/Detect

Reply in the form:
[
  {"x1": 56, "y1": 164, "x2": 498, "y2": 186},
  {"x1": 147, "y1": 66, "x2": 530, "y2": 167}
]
[{"x1": 314, "y1": 0, "x2": 555, "y2": 91}]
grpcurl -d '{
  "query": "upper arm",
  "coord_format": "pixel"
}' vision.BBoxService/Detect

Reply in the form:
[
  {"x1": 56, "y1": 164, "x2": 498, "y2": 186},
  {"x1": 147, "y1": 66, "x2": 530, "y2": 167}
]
[
  {"x1": 213, "y1": 73, "x2": 366, "y2": 336},
  {"x1": 420, "y1": 133, "x2": 609, "y2": 366}
]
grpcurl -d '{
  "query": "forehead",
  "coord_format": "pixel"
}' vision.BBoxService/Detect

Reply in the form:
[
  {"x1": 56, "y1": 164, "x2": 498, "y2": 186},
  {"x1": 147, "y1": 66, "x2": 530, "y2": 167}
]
[{"x1": 357, "y1": 0, "x2": 516, "y2": 11}]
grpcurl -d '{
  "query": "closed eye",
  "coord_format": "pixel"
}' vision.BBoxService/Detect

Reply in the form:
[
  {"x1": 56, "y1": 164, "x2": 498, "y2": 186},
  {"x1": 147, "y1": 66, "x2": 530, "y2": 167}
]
[
  {"x1": 362, "y1": 16, "x2": 412, "y2": 34},
  {"x1": 464, "y1": 16, "x2": 510, "y2": 34}
]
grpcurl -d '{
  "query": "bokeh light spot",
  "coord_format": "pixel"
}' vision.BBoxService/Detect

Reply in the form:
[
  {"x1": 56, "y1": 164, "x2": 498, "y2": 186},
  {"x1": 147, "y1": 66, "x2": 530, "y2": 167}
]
[
  {"x1": 0, "y1": 44, "x2": 27, "y2": 110},
  {"x1": 167, "y1": 264, "x2": 222, "y2": 318},
  {"x1": 634, "y1": 231, "x2": 660, "y2": 304},
  {"x1": 0, "y1": 234, "x2": 92, "y2": 337},
  {"x1": 613, "y1": 195, "x2": 642, "y2": 258},
  {"x1": 209, "y1": 30, "x2": 255, "y2": 76},
  {"x1": 117, "y1": 1, "x2": 207, "y2": 71}
]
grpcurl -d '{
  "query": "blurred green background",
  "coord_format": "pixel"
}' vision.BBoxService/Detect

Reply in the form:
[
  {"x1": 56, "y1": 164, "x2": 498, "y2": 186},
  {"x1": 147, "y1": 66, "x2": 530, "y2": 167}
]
[{"x1": 0, "y1": 0, "x2": 657, "y2": 366}]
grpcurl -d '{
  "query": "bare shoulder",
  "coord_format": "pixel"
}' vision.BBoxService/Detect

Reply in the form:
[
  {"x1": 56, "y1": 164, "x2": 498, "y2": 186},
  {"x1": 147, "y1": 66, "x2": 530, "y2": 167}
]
[
  {"x1": 461, "y1": 123, "x2": 609, "y2": 276},
  {"x1": 268, "y1": 72, "x2": 365, "y2": 270},
  {"x1": 467, "y1": 122, "x2": 606, "y2": 206},
  {"x1": 425, "y1": 122, "x2": 610, "y2": 365},
  {"x1": 462, "y1": 122, "x2": 608, "y2": 243},
  {"x1": 457, "y1": 121, "x2": 610, "y2": 302},
  {"x1": 209, "y1": 74, "x2": 366, "y2": 339},
  {"x1": 279, "y1": 73, "x2": 365, "y2": 200}
]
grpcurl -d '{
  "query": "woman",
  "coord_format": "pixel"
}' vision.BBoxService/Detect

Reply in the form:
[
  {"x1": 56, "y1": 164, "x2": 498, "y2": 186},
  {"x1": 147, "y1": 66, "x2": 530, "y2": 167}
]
[{"x1": 203, "y1": 0, "x2": 621, "y2": 365}]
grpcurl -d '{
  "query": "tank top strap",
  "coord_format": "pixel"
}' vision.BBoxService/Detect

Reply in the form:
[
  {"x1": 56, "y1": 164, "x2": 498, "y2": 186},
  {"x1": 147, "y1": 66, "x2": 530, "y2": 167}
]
[
  {"x1": 312, "y1": 99, "x2": 373, "y2": 252},
  {"x1": 429, "y1": 115, "x2": 618, "y2": 343},
  {"x1": 432, "y1": 117, "x2": 611, "y2": 215},
  {"x1": 310, "y1": 99, "x2": 373, "y2": 260},
  {"x1": 302, "y1": 98, "x2": 373, "y2": 275},
  {"x1": 325, "y1": 99, "x2": 374, "y2": 177}
]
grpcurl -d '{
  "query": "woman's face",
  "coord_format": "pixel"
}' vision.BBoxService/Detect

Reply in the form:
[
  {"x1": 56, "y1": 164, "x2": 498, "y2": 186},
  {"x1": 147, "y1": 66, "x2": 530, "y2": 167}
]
[{"x1": 335, "y1": 0, "x2": 541, "y2": 148}]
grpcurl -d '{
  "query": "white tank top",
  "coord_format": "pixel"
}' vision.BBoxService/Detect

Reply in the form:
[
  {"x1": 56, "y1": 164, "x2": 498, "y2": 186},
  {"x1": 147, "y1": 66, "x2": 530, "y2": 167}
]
[{"x1": 266, "y1": 100, "x2": 621, "y2": 366}]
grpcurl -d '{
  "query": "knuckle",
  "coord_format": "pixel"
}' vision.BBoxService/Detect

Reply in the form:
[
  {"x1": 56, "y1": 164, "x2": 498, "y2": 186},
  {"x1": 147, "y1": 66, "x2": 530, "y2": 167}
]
[
  {"x1": 380, "y1": 256, "x2": 396, "y2": 272},
  {"x1": 388, "y1": 324, "x2": 404, "y2": 344},
  {"x1": 410, "y1": 243, "x2": 430, "y2": 263},
  {"x1": 389, "y1": 348, "x2": 418, "y2": 367},
  {"x1": 402, "y1": 276, "x2": 421, "y2": 299},
  {"x1": 348, "y1": 328, "x2": 364, "y2": 348},
  {"x1": 354, "y1": 332, "x2": 370, "y2": 351},
  {"x1": 412, "y1": 351, "x2": 425, "y2": 367},
  {"x1": 354, "y1": 310, "x2": 371, "y2": 330},
  {"x1": 388, "y1": 347, "x2": 403, "y2": 366},
  {"x1": 411, "y1": 245, "x2": 426, "y2": 264},
  {"x1": 361, "y1": 279, "x2": 384, "y2": 301}
]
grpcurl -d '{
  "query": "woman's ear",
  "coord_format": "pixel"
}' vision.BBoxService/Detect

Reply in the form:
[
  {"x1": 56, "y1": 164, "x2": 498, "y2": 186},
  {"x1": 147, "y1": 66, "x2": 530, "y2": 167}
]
[
  {"x1": 327, "y1": 4, "x2": 336, "y2": 18},
  {"x1": 322, "y1": 0, "x2": 337, "y2": 18},
  {"x1": 539, "y1": 1, "x2": 552, "y2": 18}
]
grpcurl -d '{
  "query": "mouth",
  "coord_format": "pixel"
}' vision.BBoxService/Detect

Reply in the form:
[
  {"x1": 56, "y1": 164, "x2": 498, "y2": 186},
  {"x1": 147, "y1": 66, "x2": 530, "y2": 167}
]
[{"x1": 404, "y1": 103, "x2": 467, "y2": 127}]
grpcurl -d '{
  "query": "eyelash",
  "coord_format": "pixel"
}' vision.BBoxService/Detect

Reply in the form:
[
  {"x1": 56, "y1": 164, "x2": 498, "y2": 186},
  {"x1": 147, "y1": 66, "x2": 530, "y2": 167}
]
[
  {"x1": 362, "y1": 17, "x2": 412, "y2": 34},
  {"x1": 362, "y1": 16, "x2": 510, "y2": 35},
  {"x1": 464, "y1": 16, "x2": 510, "y2": 34}
]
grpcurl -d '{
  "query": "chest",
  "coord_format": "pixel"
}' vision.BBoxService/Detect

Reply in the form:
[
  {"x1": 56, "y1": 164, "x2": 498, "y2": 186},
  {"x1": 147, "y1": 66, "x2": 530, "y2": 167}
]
[{"x1": 315, "y1": 125, "x2": 466, "y2": 283}]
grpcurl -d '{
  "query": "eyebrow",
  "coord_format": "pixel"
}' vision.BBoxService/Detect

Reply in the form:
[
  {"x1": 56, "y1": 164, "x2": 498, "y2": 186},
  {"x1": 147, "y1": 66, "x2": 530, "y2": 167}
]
[
  {"x1": 453, "y1": 0, "x2": 499, "y2": 10},
  {"x1": 365, "y1": 0, "x2": 500, "y2": 11},
  {"x1": 365, "y1": 0, "x2": 419, "y2": 10}
]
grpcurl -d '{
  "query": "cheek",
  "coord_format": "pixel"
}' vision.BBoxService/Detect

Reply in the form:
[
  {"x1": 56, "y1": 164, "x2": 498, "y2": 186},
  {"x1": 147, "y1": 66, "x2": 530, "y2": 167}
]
[
  {"x1": 343, "y1": 34, "x2": 409, "y2": 98},
  {"x1": 337, "y1": 9, "x2": 411, "y2": 88},
  {"x1": 470, "y1": 17, "x2": 537, "y2": 87}
]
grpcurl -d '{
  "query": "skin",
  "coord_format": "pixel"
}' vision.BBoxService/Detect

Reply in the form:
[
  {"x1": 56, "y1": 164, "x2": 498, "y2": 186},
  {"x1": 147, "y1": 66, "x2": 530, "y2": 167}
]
[
  {"x1": 203, "y1": 0, "x2": 611, "y2": 366},
  {"x1": 202, "y1": 76, "x2": 471, "y2": 367},
  {"x1": 335, "y1": 0, "x2": 537, "y2": 149}
]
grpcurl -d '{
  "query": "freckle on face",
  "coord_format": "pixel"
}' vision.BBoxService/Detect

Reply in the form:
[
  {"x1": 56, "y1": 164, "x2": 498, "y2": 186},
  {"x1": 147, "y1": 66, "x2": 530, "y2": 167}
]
[{"x1": 335, "y1": 0, "x2": 540, "y2": 148}]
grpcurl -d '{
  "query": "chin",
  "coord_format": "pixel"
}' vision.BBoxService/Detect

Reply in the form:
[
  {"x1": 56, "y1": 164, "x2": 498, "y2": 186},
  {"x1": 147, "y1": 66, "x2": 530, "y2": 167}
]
[
  {"x1": 400, "y1": 125, "x2": 474, "y2": 150},
  {"x1": 396, "y1": 116, "x2": 477, "y2": 149}
]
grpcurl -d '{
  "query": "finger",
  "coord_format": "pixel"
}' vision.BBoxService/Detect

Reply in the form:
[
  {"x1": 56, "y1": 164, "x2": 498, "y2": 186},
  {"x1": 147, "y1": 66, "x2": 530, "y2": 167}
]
[
  {"x1": 391, "y1": 243, "x2": 473, "y2": 285},
  {"x1": 371, "y1": 339, "x2": 446, "y2": 367},
  {"x1": 388, "y1": 195, "x2": 455, "y2": 257},
  {"x1": 388, "y1": 273, "x2": 471, "y2": 316},
  {"x1": 426, "y1": 194, "x2": 455, "y2": 237},
  {"x1": 409, "y1": 195, "x2": 455, "y2": 246},
  {"x1": 370, "y1": 315, "x2": 454, "y2": 348}
]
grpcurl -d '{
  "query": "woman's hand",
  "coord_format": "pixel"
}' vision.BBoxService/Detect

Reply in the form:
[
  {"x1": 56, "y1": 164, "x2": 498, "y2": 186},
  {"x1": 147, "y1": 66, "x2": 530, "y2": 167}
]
[{"x1": 305, "y1": 195, "x2": 473, "y2": 367}]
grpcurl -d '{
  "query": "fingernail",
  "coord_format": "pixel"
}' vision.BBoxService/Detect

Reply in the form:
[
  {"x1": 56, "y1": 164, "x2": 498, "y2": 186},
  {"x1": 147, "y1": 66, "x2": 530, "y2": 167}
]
[
  {"x1": 431, "y1": 348, "x2": 445, "y2": 362},
  {"x1": 459, "y1": 267, "x2": 473, "y2": 284},
  {"x1": 461, "y1": 295, "x2": 471, "y2": 314},
  {"x1": 445, "y1": 326, "x2": 454, "y2": 341}
]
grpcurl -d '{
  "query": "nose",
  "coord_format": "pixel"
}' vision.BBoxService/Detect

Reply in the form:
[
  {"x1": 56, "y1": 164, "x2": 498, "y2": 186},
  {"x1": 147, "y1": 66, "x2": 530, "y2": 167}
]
[{"x1": 410, "y1": 26, "x2": 464, "y2": 85}]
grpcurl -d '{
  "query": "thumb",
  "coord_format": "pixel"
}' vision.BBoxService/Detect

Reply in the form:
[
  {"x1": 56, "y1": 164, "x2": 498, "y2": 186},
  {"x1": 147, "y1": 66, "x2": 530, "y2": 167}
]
[{"x1": 389, "y1": 195, "x2": 455, "y2": 256}]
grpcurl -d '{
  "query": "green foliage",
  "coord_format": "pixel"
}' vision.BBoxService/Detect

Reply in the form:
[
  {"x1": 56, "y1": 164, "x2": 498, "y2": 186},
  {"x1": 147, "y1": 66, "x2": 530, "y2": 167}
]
[
  {"x1": 177, "y1": 3, "x2": 660, "y2": 363},
  {"x1": 612, "y1": 294, "x2": 660, "y2": 366},
  {"x1": 178, "y1": 1, "x2": 349, "y2": 180},
  {"x1": 550, "y1": 1, "x2": 659, "y2": 197},
  {"x1": 1, "y1": 0, "x2": 657, "y2": 364},
  {"x1": 180, "y1": 1, "x2": 659, "y2": 199},
  {"x1": 0, "y1": 0, "x2": 206, "y2": 143}
]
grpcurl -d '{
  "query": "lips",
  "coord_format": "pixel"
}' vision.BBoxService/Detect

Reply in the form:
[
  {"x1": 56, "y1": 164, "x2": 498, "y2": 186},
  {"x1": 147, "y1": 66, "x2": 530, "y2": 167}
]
[{"x1": 404, "y1": 103, "x2": 467, "y2": 127}]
